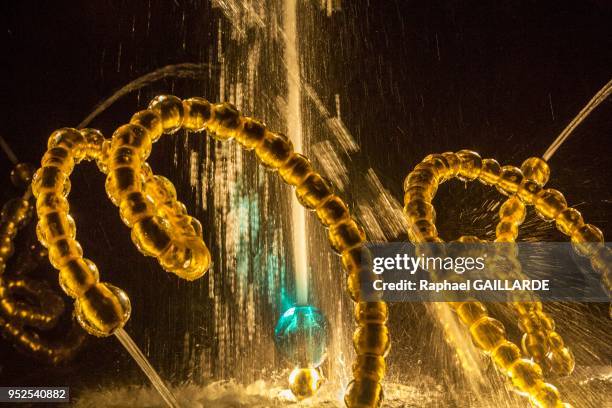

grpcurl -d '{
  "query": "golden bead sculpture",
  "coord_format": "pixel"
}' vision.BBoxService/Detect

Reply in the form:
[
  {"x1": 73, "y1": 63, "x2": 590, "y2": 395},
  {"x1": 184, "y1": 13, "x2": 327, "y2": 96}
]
[
  {"x1": 402, "y1": 151, "x2": 589, "y2": 408},
  {"x1": 0, "y1": 163, "x2": 84, "y2": 363},
  {"x1": 33, "y1": 96, "x2": 386, "y2": 407}
]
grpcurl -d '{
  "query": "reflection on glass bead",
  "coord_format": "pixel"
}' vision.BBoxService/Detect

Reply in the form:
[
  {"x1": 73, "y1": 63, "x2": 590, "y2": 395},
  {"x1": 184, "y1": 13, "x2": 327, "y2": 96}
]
[
  {"x1": 521, "y1": 157, "x2": 550, "y2": 186},
  {"x1": 456, "y1": 150, "x2": 482, "y2": 181},
  {"x1": 131, "y1": 109, "x2": 164, "y2": 142},
  {"x1": 535, "y1": 189, "x2": 567, "y2": 220},
  {"x1": 74, "y1": 283, "x2": 130, "y2": 337},
  {"x1": 255, "y1": 131, "x2": 293, "y2": 169},
  {"x1": 288, "y1": 367, "x2": 322, "y2": 400},
  {"x1": 478, "y1": 158, "x2": 501, "y2": 185},
  {"x1": 555, "y1": 208, "x2": 584, "y2": 236},
  {"x1": 148, "y1": 95, "x2": 184, "y2": 133},
  {"x1": 344, "y1": 379, "x2": 383, "y2": 408},
  {"x1": 182, "y1": 97, "x2": 212, "y2": 131},
  {"x1": 496, "y1": 166, "x2": 523, "y2": 196},
  {"x1": 274, "y1": 305, "x2": 329, "y2": 367},
  {"x1": 10, "y1": 163, "x2": 36, "y2": 188}
]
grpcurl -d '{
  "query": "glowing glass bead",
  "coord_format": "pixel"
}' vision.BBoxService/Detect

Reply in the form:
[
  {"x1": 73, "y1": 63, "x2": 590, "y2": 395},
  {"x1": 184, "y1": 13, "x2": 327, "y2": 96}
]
[
  {"x1": 590, "y1": 247, "x2": 611, "y2": 286},
  {"x1": 533, "y1": 383, "x2": 563, "y2": 408},
  {"x1": 1, "y1": 198, "x2": 32, "y2": 227},
  {"x1": 517, "y1": 179, "x2": 543, "y2": 204},
  {"x1": 59, "y1": 258, "x2": 99, "y2": 298},
  {"x1": 403, "y1": 168, "x2": 437, "y2": 191},
  {"x1": 207, "y1": 102, "x2": 241, "y2": 140},
  {"x1": 496, "y1": 220, "x2": 519, "y2": 241},
  {"x1": 407, "y1": 219, "x2": 437, "y2": 242},
  {"x1": 159, "y1": 238, "x2": 210, "y2": 281},
  {"x1": 344, "y1": 378, "x2": 383, "y2": 408},
  {"x1": 355, "y1": 302, "x2": 388, "y2": 324},
  {"x1": 111, "y1": 124, "x2": 152, "y2": 160},
  {"x1": 521, "y1": 157, "x2": 550, "y2": 186},
  {"x1": 38, "y1": 212, "x2": 76, "y2": 244},
  {"x1": 130, "y1": 109, "x2": 163, "y2": 142},
  {"x1": 328, "y1": 219, "x2": 366, "y2": 254},
  {"x1": 96, "y1": 140, "x2": 111, "y2": 174},
  {"x1": 456, "y1": 302, "x2": 488, "y2": 326},
  {"x1": 353, "y1": 323, "x2": 390, "y2": 356},
  {"x1": 422, "y1": 154, "x2": 449, "y2": 180},
  {"x1": 119, "y1": 192, "x2": 155, "y2": 227},
  {"x1": 10, "y1": 163, "x2": 36, "y2": 189},
  {"x1": 274, "y1": 305, "x2": 329, "y2": 367},
  {"x1": 47, "y1": 128, "x2": 86, "y2": 161},
  {"x1": 74, "y1": 282, "x2": 130, "y2": 337},
  {"x1": 80, "y1": 128, "x2": 105, "y2": 161},
  {"x1": 315, "y1": 195, "x2": 349, "y2": 227},
  {"x1": 521, "y1": 331, "x2": 549, "y2": 361},
  {"x1": 130, "y1": 216, "x2": 172, "y2": 257},
  {"x1": 289, "y1": 367, "x2": 322, "y2": 400},
  {"x1": 441, "y1": 152, "x2": 461, "y2": 176},
  {"x1": 478, "y1": 158, "x2": 501, "y2": 185},
  {"x1": 404, "y1": 199, "x2": 436, "y2": 224},
  {"x1": 496, "y1": 166, "x2": 523, "y2": 196},
  {"x1": 279, "y1": 153, "x2": 314, "y2": 186},
  {"x1": 296, "y1": 173, "x2": 333, "y2": 209},
  {"x1": 491, "y1": 341, "x2": 522, "y2": 373},
  {"x1": 48, "y1": 238, "x2": 83, "y2": 269},
  {"x1": 535, "y1": 189, "x2": 567, "y2": 220},
  {"x1": 469, "y1": 317, "x2": 506, "y2": 352},
  {"x1": 403, "y1": 185, "x2": 436, "y2": 203},
  {"x1": 235, "y1": 117, "x2": 266, "y2": 150},
  {"x1": 182, "y1": 97, "x2": 212, "y2": 132},
  {"x1": 36, "y1": 192, "x2": 68, "y2": 217},
  {"x1": 105, "y1": 168, "x2": 141, "y2": 205},
  {"x1": 555, "y1": 208, "x2": 584, "y2": 236},
  {"x1": 255, "y1": 131, "x2": 293, "y2": 169},
  {"x1": 456, "y1": 150, "x2": 482, "y2": 181},
  {"x1": 148, "y1": 95, "x2": 184, "y2": 134},
  {"x1": 571, "y1": 224, "x2": 604, "y2": 257},
  {"x1": 352, "y1": 354, "x2": 386, "y2": 383},
  {"x1": 508, "y1": 359, "x2": 543, "y2": 392},
  {"x1": 32, "y1": 166, "x2": 68, "y2": 197},
  {"x1": 499, "y1": 196, "x2": 526, "y2": 224}
]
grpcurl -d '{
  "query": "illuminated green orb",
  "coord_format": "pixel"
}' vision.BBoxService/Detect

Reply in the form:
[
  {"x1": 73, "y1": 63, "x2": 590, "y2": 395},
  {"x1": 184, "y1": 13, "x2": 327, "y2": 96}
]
[{"x1": 274, "y1": 305, "x2": 328, "y2": 367}]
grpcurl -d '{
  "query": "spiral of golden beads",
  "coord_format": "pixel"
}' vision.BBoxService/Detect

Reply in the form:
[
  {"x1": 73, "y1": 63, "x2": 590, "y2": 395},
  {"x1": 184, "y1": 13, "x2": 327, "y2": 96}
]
[{"x1": 0, "y1": 163, "x2": 84, "y2": 363}]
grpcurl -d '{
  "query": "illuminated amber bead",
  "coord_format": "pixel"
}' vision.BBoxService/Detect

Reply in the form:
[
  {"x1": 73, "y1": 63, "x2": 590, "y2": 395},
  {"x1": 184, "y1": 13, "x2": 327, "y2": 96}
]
[
  {"x1": 403, "y1": 168, "x2": 437, "y2": 192},
  {"x1": 508, "y1": 359, "x2": 543, "y2": 392},
  {"x1": 513, "y1": 301, "x2": 542, "y2": 315},
  {"x1": 496, "y1": 220, "x2": 519, "y2": 241},
  {"x1": 96, "y1": 140, "x2": 111, "y2": 174},
  {"x1": 148, "y1": 95, "x2": 184, "y2": 133},
  {"x1": 496, "y1": 166, "x2": 523, "y2": 196},
  {"x1": 456, "y1": 302, "x2": 487, "y2": 326},
  {"x1": 48, "y1": 238, "x2": 83, "y2": 269},
  {"x1": 355, "y1": 302, "x2": 388, "y2": 324},
  {"x1": 35, "y1": 192, "x2": 68, "y2": 217},
  {"x1": 590, "y1": 246, "x2": 611, "y2": 285},
  {"x1": 316, "y1": 195, "x2": 349, "y2": 227},
  {"x1": 456, "y1": 150, "x2": 482, "y2": 180},
  {"x1": 59, "y1": 258, "x2": 99, "y2": 298},
  {"x1": 521, "y1": 157, "x2": 550, "y2": 186},
  {"x1": 0, "y1": 239, "x2": 14, "y2": 259},
  {"x1": 255, "y1": 131, "x2": 293, "y2": 169},
  {"x1": 108, "y1": 146, "x2": 139, "y2": 170},
  {"x1": 131, "y1": 216, "x2": 172, "y2": 257},
  {"x1": 10, "y1": 163, "x2": 36, "y2": 188},
  {"x1": 236, "y1": 117, "x2": 266, "y2": 150},
  {"x1": 555, "y1": 208, "x2": 584, "y2": 236},
  {"x1": 41, "y1": 146, "x2": 74, "y2": 174},
  {"x1": 130, "y1": 109, "x2": 163, "y2": 142},
  {"x1": 470, "y1": 317, "x2": 506, "y2": 352},
  {"x1": 279, "y1": 153, "x2": 313, "y2": 186},
  {"x1": 1, "y1": 198, "x2": 32, "y2": 227},
  {"x1": 38, "y1": 212, "x2": 76, "y2": 245},
  {"x1": 47, "y1": 128, "x2": 86, "y2": 161},
  {"x1": 517, "y1": 179, "x2": 543, "y2": 204},
  {"x1": 111, "y1": 124, "x2": 152, "y2": 160},
  {"x1": 548, "y1": 346, "x2": 575, "y2": 376},
  {"x1": 499, "y1": 196, "x2": 526, "y2": 224},
  {"x1": 403, "y1": 185, "x2": 436, "y2": 203},
  {"x1": 571, "y1": 224, "x2": 604, "y2": 257},
  {"x1": 441, "y1": 152, "x2": 461, "y2": 177},
  {"x1": 32, "y1": 166, "x2": 68, "y2": 197},
  {"x1": 105, "y1": 167, "x2": 141, "y2": 205},
  {"x1": 342, "y1": 247, "x2": 368, "y2": 276},
  {"x1": 408, "y1": 219, "x2": 437, "y2": 242},
  {"x1": 119, "y1": 192, "x2": 155, "y2": 227},
  {"x1": 75, "y1": 283, "x2": 130, "y2": 337},
  {"x1": 535, "y1": 189, "x2": 567, "y2": 220},
  {"x1": 532, "y1": 383, "x2": 563, "y2": 408},
  {"x1": 353, "y1": 323, "x2": 390, "y2": 356},
  {"x1": 422, "y1": 154, "x2": 450, "y2": 180},
  {"x1": 404, "y1": 199, "x2": 436, "y2": 224},
  {"x1": 289, "y1": 367, "x2": 321, "y2": 400},
  {"x1": 207, "y1": 102, "x2": 242, "y2": 140},
  {"x1": 491, "y1": 341, "x2": 522, "y2": 373},
  {"x1": 80, "y1": 128, "x2": 105, "y2": 161},
  {"x1": 344, "y1": 379, "x2": 383, "y2": 408},
  {"x1": 159, "y1": 238, "x2": 211, "y2": 280},
  {"x1": 0, "y1": 222, "x2": 17, "y2": 239},
  {"x1": 522, "y1": 331, "x2": 548, "y2": 361},
  {"x1": 295, "y1": 173, "x2": 333, "y2": 209},
  {"x1": 347, "y1": 272, "x2": 362, "y2": 302},
  {"x1": 478, "y1": 158, "x2": 501, "y2": 185},
  {"x1": 353, "y1": 354, "x2": 386, "y2": 382},
  {"x1": 329, "y1": 219, "x2": 365, "y2": 254},
  {"x1": 182, "y1": 97, "x2": 212, "y2": 131}
]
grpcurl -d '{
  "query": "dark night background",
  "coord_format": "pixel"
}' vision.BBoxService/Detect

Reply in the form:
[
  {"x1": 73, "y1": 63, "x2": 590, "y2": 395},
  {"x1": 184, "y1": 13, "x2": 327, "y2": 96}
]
[{"x1": 0, "y1": 0, "x2": 610, "y2": 403}]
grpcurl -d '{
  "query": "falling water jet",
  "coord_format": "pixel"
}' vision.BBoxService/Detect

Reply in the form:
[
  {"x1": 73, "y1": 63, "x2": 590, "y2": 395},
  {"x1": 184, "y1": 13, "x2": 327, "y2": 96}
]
[
  {"x1": 114, "y1": 328, "x2": 180, "y2": 408},
  {"x1": 284, "y1": 0, "x2": 309, "y2": 306},
  {"x1": 0, "y1": 134, "x2": 18, "y2": 165},
  {"x1": 543, "y1": 78, "x2": 612, "y2": 160}
]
